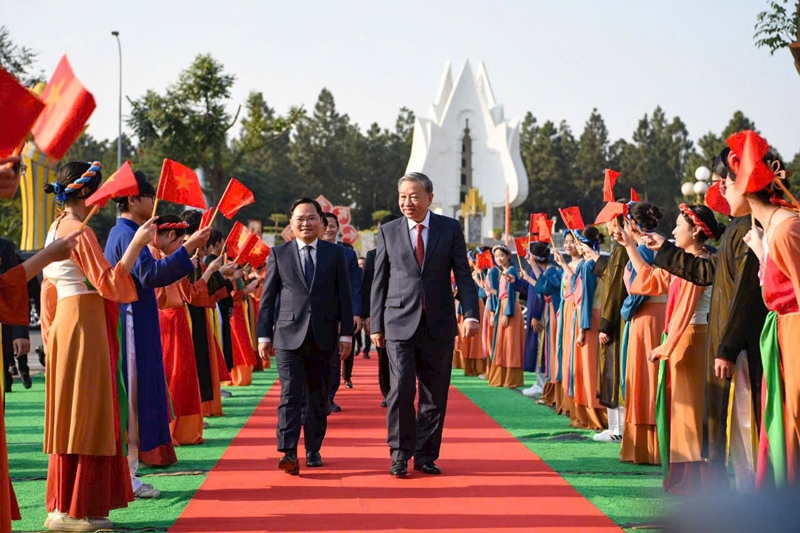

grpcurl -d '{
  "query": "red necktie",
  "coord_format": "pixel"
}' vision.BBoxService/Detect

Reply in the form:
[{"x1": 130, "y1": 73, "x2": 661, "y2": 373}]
[{"x1": 415, "y1": 224, "x2": 425, "y2": 268}]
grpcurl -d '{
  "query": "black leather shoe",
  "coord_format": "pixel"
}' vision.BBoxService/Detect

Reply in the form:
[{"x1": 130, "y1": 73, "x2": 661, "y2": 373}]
[
  {"x1": 389, "y1": 460, "x2": 408, "y2": 477},
  {"x1": 414, "y1": 461, "x2": 441, "y2": 475},
  {"x1": 278, "y1": 453, "x2": 300, "y2": 475},
  {"x1": 380, "y1": 399, "x2": 387, "y2": 408},
  {"x1": 363, "y1": 353, "x2": 371, "y2": 359},
  {"x1": 345, "y1": 380, "x2": 353, "y2": 389},
  {"x1": 20, "y1": 369, "x2": 31, "y2": 389},
  {"x1": 306, "y1": 451, "x2": 323, "y2": 468},
  {"x1": 329, "y1": 401, "x2": 342, "y2": 413}
]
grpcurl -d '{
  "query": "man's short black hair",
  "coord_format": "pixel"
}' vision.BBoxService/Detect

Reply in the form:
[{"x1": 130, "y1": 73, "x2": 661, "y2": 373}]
[
  {"x1": 180, "y1": 209, "x2": 203, "y2": 233},
  {"x1": 115, "y1": 170, "x2": 156, "y2": 213},
  {"x1": 289, "y1": 197, "x2": 325, "y2": 220}
]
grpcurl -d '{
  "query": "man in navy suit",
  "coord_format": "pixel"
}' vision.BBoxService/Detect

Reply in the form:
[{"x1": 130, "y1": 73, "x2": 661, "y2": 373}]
[
  {"x1": 371, "y1": 172, "x2": 480, "y2": 477},
  {"x1": 258, "y1": 198, "x2": 354, "y2": 474},
  {"x1": 322, "y1": 212, "x2": 361, "y2": 407}
]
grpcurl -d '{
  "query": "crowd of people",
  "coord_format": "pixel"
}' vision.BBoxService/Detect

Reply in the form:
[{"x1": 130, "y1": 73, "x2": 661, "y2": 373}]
[
  {"x1": 451, "y1": 135, "x2": 799, "y2": 497},
  {"x1": 0, "y1": 128, "x2": 798, "y2": 532}
]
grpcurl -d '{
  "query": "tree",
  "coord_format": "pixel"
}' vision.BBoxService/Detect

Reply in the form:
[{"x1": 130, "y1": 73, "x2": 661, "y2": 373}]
[
  {"x1": 575, "y1": 109, "x2": 610, "y2": 220},
  {"x1": 372, "y1": 209, "x2": 391, "y2": 222},
  {"x1": 269, "y1": 213, "x2": 288, "y2": 228},
  {"x1": 620, "y1": 107, "x2": 693, "y2": 228},
  {"x1": 754, "y1": 1, "x2": 800, "y2": 74},
  {"x1": 127, "y1": 54, "x2": 300, "y2": 207},
  {"x1": 0, "y1": 26, "x2": 44, "y2": 86},
  {"x1": 517, "y1": 118, "x2": 579, "y2": 220}
]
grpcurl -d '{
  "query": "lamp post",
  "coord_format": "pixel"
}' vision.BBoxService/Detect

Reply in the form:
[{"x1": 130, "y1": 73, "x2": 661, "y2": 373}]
[
  {"x1": 111, "y1": 31, "x2": 122, "y2": 168},
  {"x1": 681, "y1": 166, "x2": 710, "y2": 203}
]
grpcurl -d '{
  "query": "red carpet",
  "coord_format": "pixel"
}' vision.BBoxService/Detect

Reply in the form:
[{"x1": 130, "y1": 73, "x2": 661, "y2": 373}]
[{"x1": 171, "y1": 356, "x2": 620, "y2": 532}]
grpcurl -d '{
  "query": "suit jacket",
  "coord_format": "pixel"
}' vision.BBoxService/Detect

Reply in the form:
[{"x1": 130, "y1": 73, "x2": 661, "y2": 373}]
[
  {"x1": 0, "y1": 239, "x2": 29, "y2": 348},
  {"x1": 341, "y1": 245, "x2": 362, "y2": 317},
  {"x1": 257, "y1": 239, "x2": 354, "y2": 352},
  {"x1": 371, "y1": 212, "x2": 479, "y2": 341},
  {"x1": 361, "y1": 248, "x2": 376, "y2": 318}
]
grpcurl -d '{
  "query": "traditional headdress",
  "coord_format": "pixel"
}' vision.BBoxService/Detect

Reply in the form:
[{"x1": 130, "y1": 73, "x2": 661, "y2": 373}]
[
  {"x1": 51, "y1": 161, "x2": 101, "y2": 205},
  {"x1": 679, "y1": 203, "x2": 714, "y2": 238},
  {"x1": 157, "y1": 221, "x2": 189, "y2": 231}
]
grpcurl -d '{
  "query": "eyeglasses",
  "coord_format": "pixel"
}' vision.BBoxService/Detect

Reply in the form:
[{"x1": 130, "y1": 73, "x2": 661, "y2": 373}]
[
  {"x1": 294, "y1": 216, "x2": 319, "y2": 224},
  {"x1": 712, "y1": 179, "x2": 727, "y2": 194}
]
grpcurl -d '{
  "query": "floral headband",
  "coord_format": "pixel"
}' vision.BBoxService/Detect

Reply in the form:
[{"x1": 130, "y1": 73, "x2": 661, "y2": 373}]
[
  {"x1": 492, "y1": 244, "x2": 511, "y2": 255},
  {"x1": 157, "y1": 221, "x2": 189, "y2": 231},
  {"x1": 572, "y1": 229, "x2": 600, "y2": 253},
  {"x1": 679, "y1": 203, "x2": 714, "y2": 238},
  {"x1": 51, "y1": 161, "x2": 101, "y2": 205}
]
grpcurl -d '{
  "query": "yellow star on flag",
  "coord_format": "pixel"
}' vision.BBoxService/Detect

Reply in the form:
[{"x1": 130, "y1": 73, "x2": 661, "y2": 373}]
[{"x1": 174, "y1": 173, "x2": 192, "y2": 191}]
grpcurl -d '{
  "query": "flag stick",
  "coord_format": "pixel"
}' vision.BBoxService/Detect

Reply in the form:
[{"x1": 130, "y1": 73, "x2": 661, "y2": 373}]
[
  {"x1": 151, "y1": 198, "x2": 160, "y2": 218},
  {"x1": 78, "y1": 205, "x2": 100, "y2": 230},
  {"x1": 774, "y1": 179, "x2": 800, "y2": 209},
  {"x1": 207, "y1": 206, "x2": 220, "y2": 228}
]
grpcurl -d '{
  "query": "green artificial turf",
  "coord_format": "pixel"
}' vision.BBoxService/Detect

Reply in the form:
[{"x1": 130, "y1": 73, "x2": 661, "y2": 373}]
[
  {"x1": 450, "y1": 373, "x2": 677, "y2": 530},
  {"x1": 6, "y1": 369, "x2": 277, "y2": 532}
]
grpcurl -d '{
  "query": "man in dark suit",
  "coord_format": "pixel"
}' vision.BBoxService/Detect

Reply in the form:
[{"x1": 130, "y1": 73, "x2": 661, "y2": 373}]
[
  {"x1": 258, "y1": 197, "x2": 354, "y2": 475},
  {"x1": 321, "y1": 213, "x2": 361, "y2": 405},
  {"x1": 1, "y1": 238, "x2": 31, "y2": 391},
  {"x1": 371, "y1": 172, "x2": 479, "y2": 477},
  {"x1": 362, "y1": 213, "x2": 400, "y2": 407}
]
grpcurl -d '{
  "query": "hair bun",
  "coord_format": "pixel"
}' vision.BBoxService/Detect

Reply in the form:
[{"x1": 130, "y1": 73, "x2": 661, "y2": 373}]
[
  {"x1": 43, "y1": 183, "x2": 55, "y2": 194},
  {"x1": 649, "y1": 206, "x2": 663, "y2": 221},
  {"x1": 596, "y1": 232, "x2": 606, "y2": 245}
]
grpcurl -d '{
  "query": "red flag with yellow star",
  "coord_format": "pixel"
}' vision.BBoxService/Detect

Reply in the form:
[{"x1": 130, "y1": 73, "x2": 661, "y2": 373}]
[
  {"x1": 233, "y1": 233, "x2": 260, "y2": 266},
  {"x1": 199, "y1": 208, "x2": 214, "y2": 230},
  {"x1": 30, "y1": 55, "x2": 96, "y2": 161},
  {"x1": 513, "y1": 237, "x2": 528, "y2": 258},
  {"x1": 225, "y1": 222, "x2": 250, "y2": 261},
  {"x1": 85, "y1": 161, "x2": 139, "y2": 208},
  {"x1": 0, "y1": 66, "x2": 45, "y2": 158},
  {"x1": 217, "y1": 178, "x2": 255, "y2": 219},
  {"x1": 558, "y1": 206, "x2": 585, "y2": 231},
  {"x1": 247, "y1": 239, "x2": 271, "y2": 269},
  {"x1": 603, "y1": 169, "x2": 620, "y2": 202},
  {"x1": 157, "y1": 159, "x2": 207, "y2": 209}
]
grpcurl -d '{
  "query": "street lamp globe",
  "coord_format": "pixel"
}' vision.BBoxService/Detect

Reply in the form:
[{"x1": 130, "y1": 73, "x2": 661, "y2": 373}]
[
  {"x1": 681, "y1": 182, "x2": 695, "y2": 196},
  {"x1": 693, "y1": 181, "x2": 709, "y2": 195},
  {"x1": 695, "y1": 166, "x2": 711, "y2": 182}
]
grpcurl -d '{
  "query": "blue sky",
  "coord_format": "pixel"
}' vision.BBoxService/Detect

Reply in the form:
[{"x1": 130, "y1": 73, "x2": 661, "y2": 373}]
[{"x1": 5, "y1": 0, "x2": 798, "y2": 159}]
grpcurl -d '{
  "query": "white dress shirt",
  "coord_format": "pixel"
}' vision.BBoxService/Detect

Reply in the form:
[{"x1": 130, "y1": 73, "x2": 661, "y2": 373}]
[
  {"x1": 258, "y1": 238, "x2": 351, "y2": 344},
  {"x1": 407, "y1": 210, "x2": 431, "y2": 252},
  {"x1": 406, "y1": 211, "x2": 477, "y2": 325}
]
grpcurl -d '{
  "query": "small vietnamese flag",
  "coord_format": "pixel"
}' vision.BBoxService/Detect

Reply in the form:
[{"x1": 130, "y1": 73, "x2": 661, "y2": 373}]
[
  {"x1": 603, "y1": 169, "x2": 621, "y2": 202},
  {"x1": 705, "y1": 181, "x2": 731, "y2": 216},
  {"x1": 594, "y1": 202, "x2": 628, "y2": 225},
  {"x1": 199, "y1": 208, "x2": 214, "y2": 230},
  {"x1": 158, "y1": 159, "x2": 207, "y2": 209},
  {"x1": 529, "y1": 213, "x2": 550, "y2": 242},
  {"x1": 727, "y1": 131, "x2": 774, "y2": 194},
  {"x1": 476, "y1": 249, "x2": 494, "y2": 270},
  {"x1": 537, "y1": 217, "x2": 554, "y2": 243},
  {"x1": 225, "y1": 222, "x2": 249, "y2": 260},
  {"x1": 630, "y1": 188, "x2": 640, "y2": 202},
  {"x1": 85, "y1": 161, "x2": 139, "y2": 208},
  {"x1": 513, "y1": 237, "x2": 528, "y2": 258},
  {"x1": 247, "y1": 239, "x2": 270, "y2": 269},
  {"x1": 31, "y1": 55, "x2": 96, "y2": 161},
  {"x1": 217, "y1": 178, "x2": 255, "y2": 219},
  {"x1": 558, "y1": 206, "x2": 585, "y2": 231},
  {"x1": 234, "y1": 233, "x2": 260, "y2": 266},
  {"x1": 0, "y1": 66, "x2": 45, "y2": 158}
]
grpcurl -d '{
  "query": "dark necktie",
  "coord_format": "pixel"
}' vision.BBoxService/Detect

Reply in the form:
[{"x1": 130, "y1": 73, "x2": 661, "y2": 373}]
[
  {"x1": 303, "y1": 246, "x2": 314, "y2": 287},
  {"x1": 415, "y1": 224, "x2": 425, "y2": 268}
]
